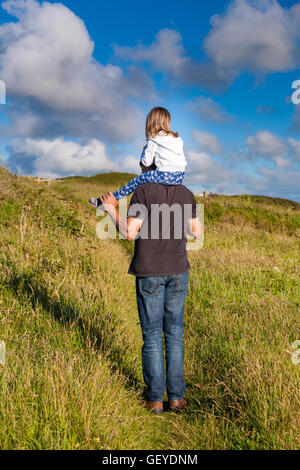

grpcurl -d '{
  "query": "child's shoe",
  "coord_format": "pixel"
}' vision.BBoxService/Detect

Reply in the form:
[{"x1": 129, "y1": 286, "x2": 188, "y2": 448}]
[
  {"x1": 89, "y1": 197, "x2": 108, "y2": 213},
  {"x1": 88, "y1": 197, "x2": 101, "y2": 208}
]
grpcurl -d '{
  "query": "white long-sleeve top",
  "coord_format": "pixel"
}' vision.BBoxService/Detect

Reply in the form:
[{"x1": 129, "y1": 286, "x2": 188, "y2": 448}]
[{"x1": 140, "y1": 132, "x2": 187, "y2": 172}]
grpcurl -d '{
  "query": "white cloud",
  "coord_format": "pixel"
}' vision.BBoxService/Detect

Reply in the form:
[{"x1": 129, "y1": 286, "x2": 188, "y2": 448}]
[
  {"x1": 185, "y1": 148, "x2": 300, "y2": 200},
  {"x1": 245, "y1": 130, "x2": 300, "y2": 168},
  {"x1": 7, "y1": 136, "x2": 142, "y2": 178},
  {"x1": 184, "y1": 129, "x2": 300, "y2": 200},
  {"x1": 185, "y1": 150, "x2": 235, "y2": 192},
  {"x1": 118, "y1": 154, "x2": 140, "y2": 174},
  {"x1": 114, "y1": 29, "x2": 185, "y2": 77},
  {"x1": 246, "y1": 130, "x2": 287, "y2": 157},
  {"x1": 204, "y1": 0, "x2": 300, "y2": 77},
  {"x1": 9, "y1": 137, "x2": 140, "y2": 179},
  {"x1": 241, "y1": 128, "x2": 300, "y2": 191},
  {"x1": 287, "y1": 138, "x2": 300, "y2": 162},
  {"x1": 0, "y1": 0, "x2": 152, "y2": 142},
  {"x1": 191, "y1": 130, "x2": 222, "y2": 155},
  {"x1": 8, "y1": 137, "x2": 116, "y2": 177},
  {"x1": 114, "y1": 28, "x2": 229, "y2": 90},
  {"x1": 113, "y1": 0, "x2": 300, "y2": 92},
  {"x1": 248, "y1": 167, "x2": 300, "y2": 200},
  {"x1": 273, "y1": 155, "x2": 291, "y2": 169},
  {"x1": 0, "y1": 155, "x2": 8, "y2": 167},
  {"x1": 187, "y1": 96, "x2": 235, "y2": 124}
]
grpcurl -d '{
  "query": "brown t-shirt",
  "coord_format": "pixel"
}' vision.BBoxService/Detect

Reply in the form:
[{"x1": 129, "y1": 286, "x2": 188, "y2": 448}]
[{"x1": 127, "y1": 183, "x2": 197, "y2": 277}]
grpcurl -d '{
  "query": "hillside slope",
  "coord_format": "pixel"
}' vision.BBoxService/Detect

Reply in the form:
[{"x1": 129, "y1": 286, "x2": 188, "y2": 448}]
[{"x1": 0, "y1": 168, "x2": 299, "y2": 450}]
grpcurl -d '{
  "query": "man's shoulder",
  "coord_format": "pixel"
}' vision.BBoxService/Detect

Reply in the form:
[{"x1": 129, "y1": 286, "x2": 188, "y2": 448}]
[
  {"x1": 175, "y1": 185, "x2": 196, "y2": 203},
  {"x1": 176, "y1": 184, "x2": 194, "y2": 196},
  {"x1": 137, "y1": 182, "x2": 195, "y2": 202},
  {"x1": 139, "y1": 182, "x2": 193, "y2": 193}
]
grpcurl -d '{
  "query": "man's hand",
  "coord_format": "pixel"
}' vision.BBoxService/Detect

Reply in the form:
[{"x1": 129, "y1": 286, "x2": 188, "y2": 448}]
[
  {"x1": 99, "y1": 192, "x2": 118, "y2": 212},
  {"x1": 188, "y1": 218, "x2": 202, "y2": 238},
  {"x1": 98, "y1": 192, "x2": 141, "y2": 240}
]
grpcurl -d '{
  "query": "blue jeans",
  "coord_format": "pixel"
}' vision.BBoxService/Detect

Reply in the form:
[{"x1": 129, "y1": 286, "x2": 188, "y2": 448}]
[{"x1": 135, "y1": 272, "x2": 189, "y2": 402}]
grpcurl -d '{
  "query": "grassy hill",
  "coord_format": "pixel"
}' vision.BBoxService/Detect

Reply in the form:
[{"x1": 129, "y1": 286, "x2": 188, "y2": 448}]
[
  {"x1": 61, "y1": 172, "x2": 137, "y2": 186},
  {"x1": 0, "y1": 167, "x2": 299, "y2": 450}
]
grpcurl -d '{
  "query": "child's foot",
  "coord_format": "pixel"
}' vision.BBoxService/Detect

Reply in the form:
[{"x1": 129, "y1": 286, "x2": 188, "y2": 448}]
[
  {"x1": 88, "y1": 197, "x2": 100, "y2": 208},
  {"x1": 89, "y1": 197, "x2": 108, "y2": 213}
]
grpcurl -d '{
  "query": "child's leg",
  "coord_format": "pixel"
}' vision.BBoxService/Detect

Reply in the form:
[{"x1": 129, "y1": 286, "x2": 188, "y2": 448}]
[
  {"x1": 113, "y1": 171, "x2": 185, "y2": 200},
  {"x1": 113, "y1": 172, "x2": 154, "y2": 200},
  {"x1": 154, "y1": 171, "x2": 185, "y2": 185}
]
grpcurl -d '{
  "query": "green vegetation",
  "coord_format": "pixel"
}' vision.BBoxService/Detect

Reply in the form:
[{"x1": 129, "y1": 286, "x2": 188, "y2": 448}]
[
  {"x1": 0, "y1": 167, "x2": 299, "y2": 449},
  {"x1": 61, "y1": 172, "x2": 137, "y2": 186}
]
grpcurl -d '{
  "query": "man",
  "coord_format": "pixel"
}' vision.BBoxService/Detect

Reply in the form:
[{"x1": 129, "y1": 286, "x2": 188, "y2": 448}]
[{"x1": 100, "y1": 165, "x2": 201, "y2": 414}]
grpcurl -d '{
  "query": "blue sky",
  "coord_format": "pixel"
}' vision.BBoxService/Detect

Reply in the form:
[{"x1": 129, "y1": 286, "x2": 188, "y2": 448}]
[{"x1": 0, "y1": 0, "x2": 300, "y2": 201}]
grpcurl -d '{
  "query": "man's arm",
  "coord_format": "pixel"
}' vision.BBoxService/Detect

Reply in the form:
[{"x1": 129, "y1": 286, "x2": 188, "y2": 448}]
[
  {"x1": 186, "y1": 192, "x2": 202, "y2": 239},
  {"x1": 100, "y1": 192, "x2": 142, "y2": 241}
]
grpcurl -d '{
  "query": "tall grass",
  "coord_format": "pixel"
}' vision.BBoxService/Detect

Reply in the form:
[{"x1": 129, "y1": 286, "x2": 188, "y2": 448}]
[{"x1": 0, "y1": 167, "x2": 299, "y2": 449}]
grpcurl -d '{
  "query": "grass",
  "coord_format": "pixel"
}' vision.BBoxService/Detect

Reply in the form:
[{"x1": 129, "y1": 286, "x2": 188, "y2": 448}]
[{"x1": 0, "y1": 167, "x2": 299, "y2": 449}]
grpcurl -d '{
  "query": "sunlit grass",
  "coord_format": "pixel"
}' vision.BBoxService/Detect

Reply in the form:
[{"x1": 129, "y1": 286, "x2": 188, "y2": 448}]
[{"x1": 0, "y1": 167, "x2": 299, "y2": 449}]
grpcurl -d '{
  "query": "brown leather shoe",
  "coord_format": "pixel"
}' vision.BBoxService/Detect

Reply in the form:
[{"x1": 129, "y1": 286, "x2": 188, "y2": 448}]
[
  {"x1": 169, "y1": 398, "x2": 186, "y2": 412},
  {"x1": 145, "y1": 401, "x2": 164, "y2": 414}
]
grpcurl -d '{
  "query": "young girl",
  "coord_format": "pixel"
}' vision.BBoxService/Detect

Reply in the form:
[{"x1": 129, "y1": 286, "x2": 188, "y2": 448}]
[{"x1": 88, "y1": 107, "x2": 187, "y2": 208}]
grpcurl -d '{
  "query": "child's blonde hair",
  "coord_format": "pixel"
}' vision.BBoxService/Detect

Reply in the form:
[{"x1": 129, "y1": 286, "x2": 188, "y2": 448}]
[{"x1": 145, "y1": 107, "x2": 178, "y2": 139}]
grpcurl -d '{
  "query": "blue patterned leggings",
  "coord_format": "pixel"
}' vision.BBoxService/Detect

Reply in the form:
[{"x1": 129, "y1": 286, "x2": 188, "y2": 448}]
[{"x1": 113, "y1": 170, "x2": 185, "y2": 200}]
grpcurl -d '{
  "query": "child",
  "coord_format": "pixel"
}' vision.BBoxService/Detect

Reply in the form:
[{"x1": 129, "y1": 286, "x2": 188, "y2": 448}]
[{"x1": 89, "y1": 107, "x2": 187, "y2": 208}]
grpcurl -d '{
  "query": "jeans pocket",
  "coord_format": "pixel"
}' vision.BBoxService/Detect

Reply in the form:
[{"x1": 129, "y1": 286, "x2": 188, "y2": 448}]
[
  {"x1": 140, "y1": 277, "x2": 162, "y2": 295},
  {"x1": 175, "y1": 272, "x2": 189, "y2": 294}
]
